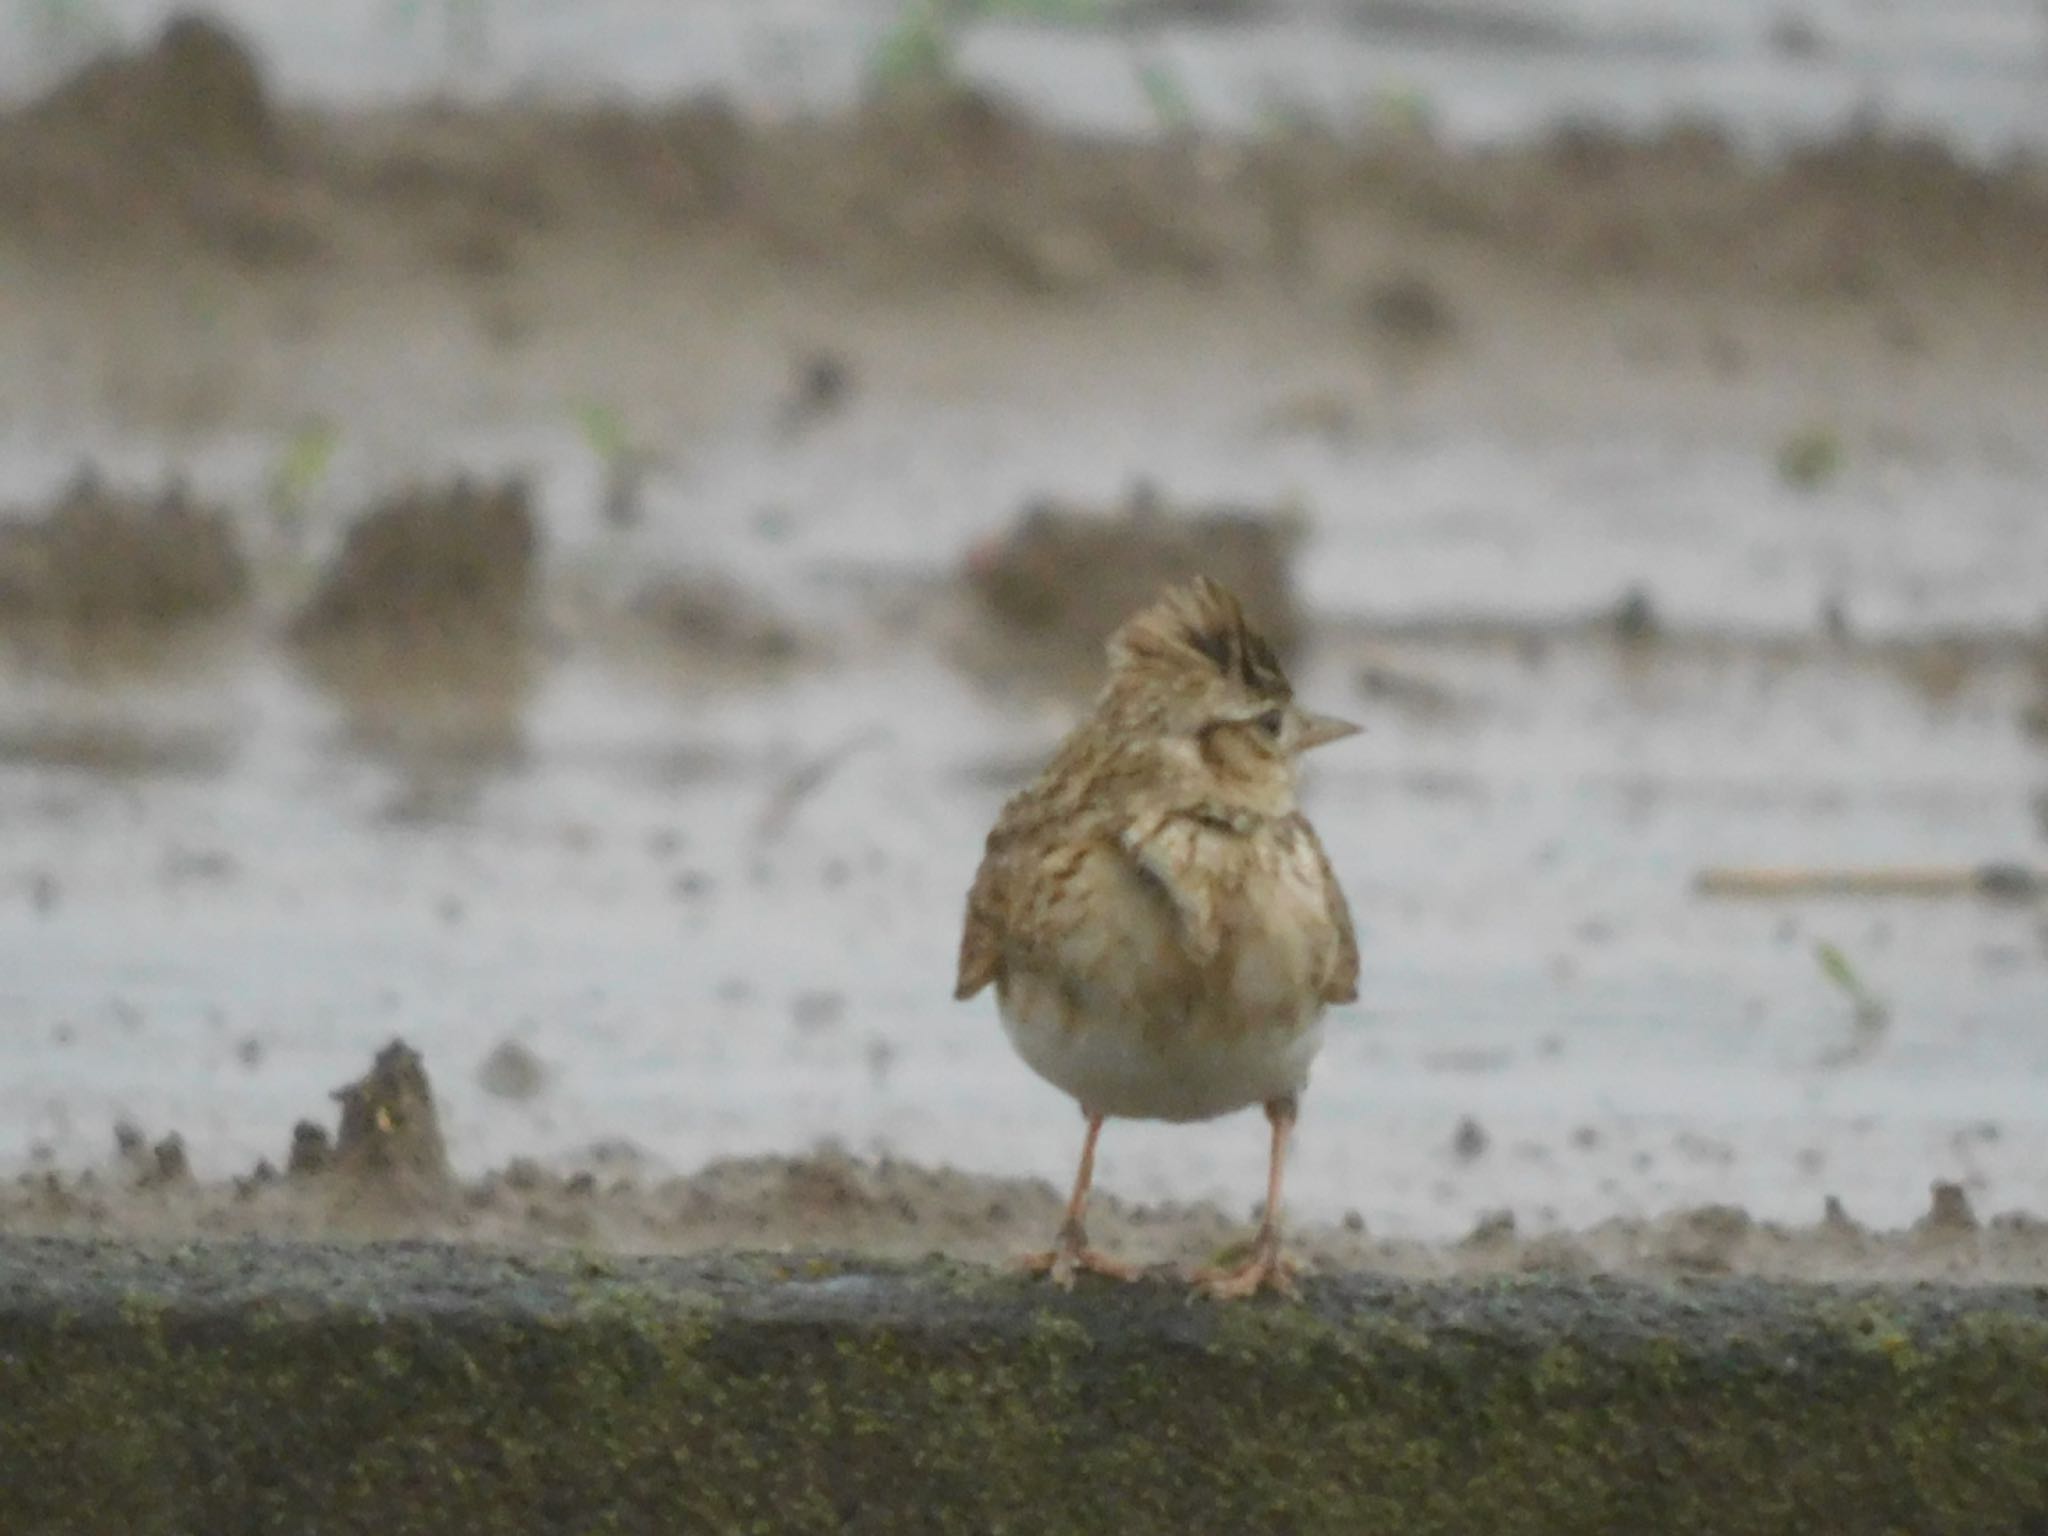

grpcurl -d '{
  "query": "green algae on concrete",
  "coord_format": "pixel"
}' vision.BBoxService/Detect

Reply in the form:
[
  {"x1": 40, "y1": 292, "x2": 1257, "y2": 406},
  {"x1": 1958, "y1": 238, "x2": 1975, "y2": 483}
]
[{"x1": 1, "y1": 1236, "x2": 2045, "y2": 1535}]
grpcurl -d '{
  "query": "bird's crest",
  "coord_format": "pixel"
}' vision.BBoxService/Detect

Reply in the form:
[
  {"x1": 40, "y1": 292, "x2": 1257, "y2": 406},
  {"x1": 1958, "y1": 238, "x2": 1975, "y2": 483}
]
[{"x1": 1106, "y1": 576, "x2": 1291, "y2": 700}]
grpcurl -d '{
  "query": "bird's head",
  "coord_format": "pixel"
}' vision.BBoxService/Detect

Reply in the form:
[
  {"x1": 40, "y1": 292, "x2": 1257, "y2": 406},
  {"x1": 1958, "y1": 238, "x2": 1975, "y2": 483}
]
[{"x1": 1099, "y1": 575, "x2": 1359, "y2": 800}]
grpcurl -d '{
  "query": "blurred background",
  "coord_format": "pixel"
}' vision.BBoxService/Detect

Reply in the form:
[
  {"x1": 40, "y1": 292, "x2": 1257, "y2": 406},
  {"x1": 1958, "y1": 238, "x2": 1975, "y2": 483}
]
[{"x1": 0, "y1": 0, "x2": 2044, "y2": 1250}]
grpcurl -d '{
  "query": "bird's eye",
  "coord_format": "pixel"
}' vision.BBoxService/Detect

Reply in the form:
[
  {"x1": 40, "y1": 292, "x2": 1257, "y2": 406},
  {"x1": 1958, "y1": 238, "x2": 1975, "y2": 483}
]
[{"x1": 1256, "y1": 708, "x2": 1285, "y2": 737}]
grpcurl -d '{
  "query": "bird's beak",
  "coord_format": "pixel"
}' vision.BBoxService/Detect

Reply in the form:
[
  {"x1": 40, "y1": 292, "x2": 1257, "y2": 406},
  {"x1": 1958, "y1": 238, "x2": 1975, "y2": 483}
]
[{"x1": 1297, "y1": 711, "x2": 1363, "y2": 751}]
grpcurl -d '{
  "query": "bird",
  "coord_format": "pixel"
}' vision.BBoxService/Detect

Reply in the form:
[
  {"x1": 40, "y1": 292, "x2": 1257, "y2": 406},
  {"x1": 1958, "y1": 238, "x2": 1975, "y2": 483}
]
[{"x1": 954, "y1": 574, "x2": 1360, "y2": 1298}]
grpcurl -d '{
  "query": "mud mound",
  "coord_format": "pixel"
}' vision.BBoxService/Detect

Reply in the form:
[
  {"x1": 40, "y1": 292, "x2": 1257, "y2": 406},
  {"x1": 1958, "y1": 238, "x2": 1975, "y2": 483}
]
[
  {"x1": 7, "y1": 26, "x2": 2047, "y2": 296},
  {"x1": 0, "y1": 14, "x2": 317, "y2": 262},
  {"x1": 326, "y1": 1038, "x2": 456, "y2": 1219},
  {"x1": 964, "y1": 485, "x2": 1306, "y2": 683},
  {"x1": 1429, "y1": 120, "x2": 2048, "y2": 294},
  {"x1": 726, "y1": 99, "x2": 2048, "y2": 297},
  {"x1": 432, "y1": 84, "x2": 1273, "y2": 290},
  {"x1": 29, "y1": 13, "x2": 276, "y2": 166},
  {"x1": 779, "y1": 86, "x2": 1276, "y2": 288},
  {"x1": 292, "y1": 477, "x2": 537, "y2": 648},
  {"x1": 0, "y1": 471, "x2": 248, "y2": 633},
  {"x1": 289, "y1": 479, "x2": 540, "y2": 816}
]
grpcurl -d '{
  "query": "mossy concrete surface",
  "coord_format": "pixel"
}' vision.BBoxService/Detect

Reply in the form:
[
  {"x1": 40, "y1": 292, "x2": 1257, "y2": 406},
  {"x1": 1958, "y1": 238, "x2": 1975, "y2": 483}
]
[{"x1": 2, "y1": 1234, "x2": 2045, "y2": 1535}]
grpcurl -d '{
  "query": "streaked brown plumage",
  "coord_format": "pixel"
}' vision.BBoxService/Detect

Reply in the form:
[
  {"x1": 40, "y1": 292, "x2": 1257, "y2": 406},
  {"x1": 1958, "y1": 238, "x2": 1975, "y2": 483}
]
[{"x1": 954, "y1": 575, "x2": 1359, "y2": 1296}]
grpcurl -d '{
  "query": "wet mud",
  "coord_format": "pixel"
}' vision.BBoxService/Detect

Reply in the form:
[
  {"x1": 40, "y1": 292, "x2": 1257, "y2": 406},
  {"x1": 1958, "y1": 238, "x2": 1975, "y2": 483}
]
[
  {"x1": 7, "y1": 1039, "x2": 2048, "y2": 1285},
  {"x1": 290, "y1": 475, "x2": 537, "y2": 647},
  {"x1": 0, "y1": 17, "x2": 2044, "y2": 1260},
  {"x1": 0, "y1": 470, "x2": 247, "y2": 638},
  {"x1": 626, "y1": 573, "x2": 809, "y2": 667},
  {"x1": 3, "y1": 17, "x2": 2047, "y2": 300}
]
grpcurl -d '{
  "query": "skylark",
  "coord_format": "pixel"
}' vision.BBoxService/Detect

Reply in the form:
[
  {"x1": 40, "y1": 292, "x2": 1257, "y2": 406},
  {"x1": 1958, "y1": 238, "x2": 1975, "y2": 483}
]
[{"x1": 954, "y1": 575, "x2": 1359, "y2": 1298}]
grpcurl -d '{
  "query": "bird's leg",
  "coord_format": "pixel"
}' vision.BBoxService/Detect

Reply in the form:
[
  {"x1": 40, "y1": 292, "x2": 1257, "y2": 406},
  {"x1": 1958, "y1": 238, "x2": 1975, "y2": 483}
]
[
  {"x1": 1018, "y1": 1110, "x2": 1140, "y2": 1287},
  {"x1": 1194, "y1": 1095, "x2": 1301, "y2": 1300}
]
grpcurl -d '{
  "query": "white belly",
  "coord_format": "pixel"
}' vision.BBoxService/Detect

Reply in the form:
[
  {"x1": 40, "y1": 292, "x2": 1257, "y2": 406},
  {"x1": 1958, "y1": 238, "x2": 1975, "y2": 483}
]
[{"x1": 997, "y1": 971, "x2": 1326, "y2": 1123}]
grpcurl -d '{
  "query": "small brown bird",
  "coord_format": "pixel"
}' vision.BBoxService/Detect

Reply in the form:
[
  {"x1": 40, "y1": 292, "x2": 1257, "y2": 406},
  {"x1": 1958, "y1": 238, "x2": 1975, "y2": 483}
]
[{"x1": 954, "y1": 575, "x2": 1360, "y2": 1297}]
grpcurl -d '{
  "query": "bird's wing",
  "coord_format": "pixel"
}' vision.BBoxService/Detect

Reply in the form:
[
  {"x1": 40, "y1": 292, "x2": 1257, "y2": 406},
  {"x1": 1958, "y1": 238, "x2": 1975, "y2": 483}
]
[
  {"x1": 954, "y1": 780, "x2": 1064, "y2": 1001},
  {"x1": 1295, "y1": 815, "x2": 1359, "y2": 1004},
  {"x1": 953, "y1": 836, "x2": 1010, "y2": 1000},
  {"x1": 1118, "y1": 809, "x2": 1228, "y2": 968}
]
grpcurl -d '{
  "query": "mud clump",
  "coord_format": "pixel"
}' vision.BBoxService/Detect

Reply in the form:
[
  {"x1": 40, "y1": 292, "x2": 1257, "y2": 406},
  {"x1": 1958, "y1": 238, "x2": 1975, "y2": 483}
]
[
  {"x1": 477, "y1": 1038, "x2": 548, "y2": 1103},
  {"x1": 145, "y1": 1134, "x2": 192, "y2": 1188},
  {"x1": 30, "y1": 14, "x2": 276, "y2": 166},
  {"x1": 630, "y1": 574, "x2": 806, "y2": 665},
  {"x1": 1460, "y1": 1209, "x2": 1517, "y2": 1249},
  {"x1": 326, "y1": 1039, "x2": 456, "y2": 1218},
  {"x1": 110, "y1": 1123, "x2": 192, "y2": 1189},
  {"x1": 1356, "y1": 270, "x2": 1457, "y2": 346},
  {"x1": 1608, "y1": 585, "x2": 1662, "y2": 645},
  {"x1": 287, "y1": 1121, "x2": 332, "y2": 1178},
  {"x1": 1917, "y1": 1180, "x2": 1979, "y2": 1236},
  {"x1": 0, "y1": 472, "x2": 249, "y2": 637},
  {"x1": 0, "y1": 16, "x2": 316, "y2": 262},
  {"x1": 293, "y1": 478, "x2": 538, "y2": 649},
  {"x1": 288, "y1": 479, "x2": 539, "y2": 817},
  {"x1": 964, "y1": 484, "x2": 1305, "y2": 685},
  {"x1": 777, "y1": 350, "x2": 855, "y2": 434},
  {"x1": 1659, "y1": 1203, "x2": 1756, "y2": 1273},
  {"x1": 1451, "y1": 1115, "x2": 1490, "y2": 1162}
]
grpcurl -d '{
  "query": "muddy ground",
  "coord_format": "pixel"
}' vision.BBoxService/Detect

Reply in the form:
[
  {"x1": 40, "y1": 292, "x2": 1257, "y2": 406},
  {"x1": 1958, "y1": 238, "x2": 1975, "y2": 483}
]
[
  {"x1": 6, "y1": 1035, "x2": 2047, "y2": 1286},
  {"x1": 1, "y1": 20, "x2": 2045, "y2": 1268}
]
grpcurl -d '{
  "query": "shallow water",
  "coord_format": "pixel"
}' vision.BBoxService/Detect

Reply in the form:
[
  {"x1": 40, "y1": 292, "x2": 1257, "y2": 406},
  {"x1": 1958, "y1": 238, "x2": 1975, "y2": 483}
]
[
  {"x1": 0, "y1": 27, "x2": 2045, "y2": 1239},
  {"x1": 2, "y1": 451, "x2": 2042, "y2": 1239},
  {"x1": 3, "y1": 0, "x2": 2048, "y2": 157}
]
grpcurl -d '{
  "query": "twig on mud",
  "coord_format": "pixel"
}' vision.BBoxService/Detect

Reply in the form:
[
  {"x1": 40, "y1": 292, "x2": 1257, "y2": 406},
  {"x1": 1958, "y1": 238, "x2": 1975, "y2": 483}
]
[
  {"x1": 753, "y1": 728, "x2": 889, "y2": 848},
  {"x1": 1694, "y1": 864, "x2": 2042, "y2": 902}
]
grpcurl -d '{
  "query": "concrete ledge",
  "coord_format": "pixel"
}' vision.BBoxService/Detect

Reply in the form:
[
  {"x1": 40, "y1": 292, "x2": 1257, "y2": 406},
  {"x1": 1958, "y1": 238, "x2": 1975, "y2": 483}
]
[{"x1": 2, "y1": 1235, "x2": 2044, "y2": 1534}]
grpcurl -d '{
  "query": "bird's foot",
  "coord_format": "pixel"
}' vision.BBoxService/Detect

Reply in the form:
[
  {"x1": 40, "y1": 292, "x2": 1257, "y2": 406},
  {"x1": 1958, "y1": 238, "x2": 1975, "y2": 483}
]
[
  {"x1": 1192, "y1": 1232, "x2": 1298, "y2": 1300},
  {"x1": 1017, "y1": 1230, "x2": 1141, "y2": 1289}
]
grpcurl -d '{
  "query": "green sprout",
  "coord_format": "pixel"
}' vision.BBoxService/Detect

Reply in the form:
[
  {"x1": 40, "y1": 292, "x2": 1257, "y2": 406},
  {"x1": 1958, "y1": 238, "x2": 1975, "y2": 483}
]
[
  {"x1": 1814, "y1": 940, "x2": 1891, "y2": 1067},
  {"x1": 868, "y1": 0, "x2": 1195, "y2": 131},
  {"x1": 572, "y1": 399, "x2": 632, "y2": 467},
  {"x1": 868, "y1": 0, "x2": 957, "y2": 90},
  {"x1": 1132, "y1": 55, "x2": 1195, "y2": 132},
  {"x1": 1366, "y1": 82, "x2": 1434, "y2": 139},
  {"x1": 1778, "y1": 425, "x2": 1843, "y2": 491},
  {"x1": 267, "y1": 419, "x2": 339, "y2": 550},
  {"x1": 572, "y1": 398, "x2": 658, "y2": 530}
]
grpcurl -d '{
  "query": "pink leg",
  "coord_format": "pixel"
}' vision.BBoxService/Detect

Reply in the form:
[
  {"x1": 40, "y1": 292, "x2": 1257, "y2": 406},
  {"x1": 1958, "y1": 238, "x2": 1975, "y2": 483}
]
[
  {"x1": 1018, "y1": 1110, "x2": 1140, "y2": 1288},
  {"x1": 1194, "y1": 1096, "x2": 1301, "y2": 1300}
]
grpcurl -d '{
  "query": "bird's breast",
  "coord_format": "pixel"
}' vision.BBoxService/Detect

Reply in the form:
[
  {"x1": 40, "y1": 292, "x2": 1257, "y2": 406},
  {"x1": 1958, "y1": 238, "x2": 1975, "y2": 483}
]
[{"x1": 1044, "y1": 828, "x2": 1335, "y2": 1027}]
